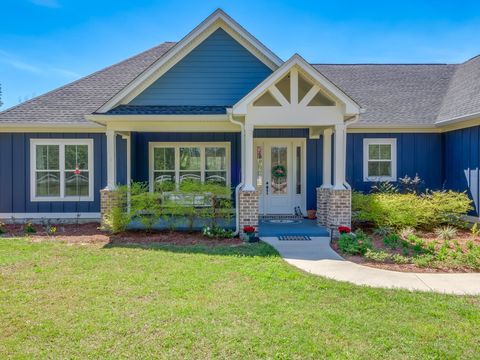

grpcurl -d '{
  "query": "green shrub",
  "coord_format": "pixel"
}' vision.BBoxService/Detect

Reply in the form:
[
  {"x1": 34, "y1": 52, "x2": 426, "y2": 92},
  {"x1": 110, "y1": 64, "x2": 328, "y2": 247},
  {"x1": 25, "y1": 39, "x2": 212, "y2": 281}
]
[
  {"x1": 383, "y1": 234, "x2": 401, "y2": 249},
  {"x1": 338, "y1": 231, "x2": 373, "y2": 255},
  {"x1": 0, "y1": 222, "x2": 5, "y2": 235},
  {"x1": 392, "y1": 254, "x2": 411, "y2": 264},
  {"x1": 352, "y1": 190, "x2": 472, "y2": 230},
  {"x1": 413, "y1": 254, "x2": 434, "y2": 267},
  {"x1": 399, "y1": 227, "x2": 415, "y2": 241},
  {"x1": 202, "y1": 225, "x2": 235, "y2": 239},
  {"x1": 373, "y1": 226, "x2": 393, "y2": 237},
  {"x1": 23, "y1": 222, "x2": 36, "y2": 234},
  {"x1": 104, "y1": 206, "x2": 130, "y2": 234},
  {"x1": 364, "y1": 249, "x2": 391, "y2": 262},
  {"x1": 434, "y1": 226, "x2": 457, "y2": 241}
]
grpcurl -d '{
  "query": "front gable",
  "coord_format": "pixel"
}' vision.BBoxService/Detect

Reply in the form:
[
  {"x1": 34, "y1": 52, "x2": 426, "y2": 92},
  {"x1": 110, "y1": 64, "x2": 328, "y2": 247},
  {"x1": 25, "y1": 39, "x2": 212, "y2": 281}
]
[
  {"x1": 128, "y1": 28, "x2": 273, "y2": 106},
  {"x1": 233, "y1": 54, "x2": 362, "y2": 126},
  {"x1": 97, "y1": 9, "x2": 282, "y2": 113}
]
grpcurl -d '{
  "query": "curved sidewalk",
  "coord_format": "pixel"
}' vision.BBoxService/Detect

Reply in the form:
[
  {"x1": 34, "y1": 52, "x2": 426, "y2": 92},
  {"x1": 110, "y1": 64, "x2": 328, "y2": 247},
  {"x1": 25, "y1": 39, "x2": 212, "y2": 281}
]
[{"x1": 261, "y1": 236, "x2": 480, "y2": 295}]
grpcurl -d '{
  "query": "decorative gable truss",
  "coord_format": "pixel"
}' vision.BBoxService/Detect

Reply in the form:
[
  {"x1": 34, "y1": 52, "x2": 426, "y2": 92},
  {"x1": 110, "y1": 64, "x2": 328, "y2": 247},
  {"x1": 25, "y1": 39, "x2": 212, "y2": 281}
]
[{"x1": 233, "y1": 54, "x2": 362, "y2": 127}]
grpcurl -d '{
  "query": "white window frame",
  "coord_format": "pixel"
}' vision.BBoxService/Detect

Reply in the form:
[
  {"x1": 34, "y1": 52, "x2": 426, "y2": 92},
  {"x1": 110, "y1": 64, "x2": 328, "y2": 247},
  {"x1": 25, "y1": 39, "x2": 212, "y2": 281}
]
[
  {"x1": 363, "y1": 138, "x2": 397, "y2": 182},
  {"x1": 30, "y1": 139, "x2": 94, "y2": 202},
  {"x1": 149, "y1": 142, "x2": 231, "y2": 191}
]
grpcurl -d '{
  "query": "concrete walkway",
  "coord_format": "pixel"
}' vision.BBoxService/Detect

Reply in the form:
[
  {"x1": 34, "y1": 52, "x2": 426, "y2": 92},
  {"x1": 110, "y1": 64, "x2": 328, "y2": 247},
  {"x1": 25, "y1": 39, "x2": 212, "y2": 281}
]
[{"x1": 261, "y1": 236, "x2": 480, "y2": 296}]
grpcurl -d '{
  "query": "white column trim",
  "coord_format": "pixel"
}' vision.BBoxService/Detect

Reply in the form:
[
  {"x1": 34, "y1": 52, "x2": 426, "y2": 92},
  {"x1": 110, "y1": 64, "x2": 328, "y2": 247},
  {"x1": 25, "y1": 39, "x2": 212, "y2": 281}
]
[
  {"x1": 321, "y1": 127, "x2": 333, "y2": 188},
  {"x1": 299, "y1": 85, "x2": 320, "y2": 107},
  {"x1": 106, "y1": 130, "x2": 117, "y2": 190},
  {"x1": 290, "y1": 67, "x2": 299, "y2": 105},
  {"x1": 269, "y1": 85, "x2": 290, "y2": 106},
  {"x1": 333, "y1": 124, "x2": 347, "y2": 190},
  {"x1": 243, "y1": 123, "x2": 256, "y2": 191}
]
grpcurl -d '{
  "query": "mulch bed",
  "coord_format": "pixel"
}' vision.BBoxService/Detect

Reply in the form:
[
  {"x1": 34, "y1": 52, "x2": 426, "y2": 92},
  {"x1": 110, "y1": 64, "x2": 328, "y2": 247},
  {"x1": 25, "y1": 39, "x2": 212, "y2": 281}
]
[
  {"x1": 331, "y1": 229, "x2": 480, "y2": 273},
  {"x1": 0, "y1": 222, "x2": 243, "y2": 246}
]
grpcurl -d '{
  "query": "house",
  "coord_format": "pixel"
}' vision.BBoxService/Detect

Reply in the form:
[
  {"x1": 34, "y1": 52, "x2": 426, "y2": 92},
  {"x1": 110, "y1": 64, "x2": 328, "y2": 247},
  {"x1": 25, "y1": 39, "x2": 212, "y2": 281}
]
[{"x1": 1, "y1": 9, "x2": 480, "y2": 232}]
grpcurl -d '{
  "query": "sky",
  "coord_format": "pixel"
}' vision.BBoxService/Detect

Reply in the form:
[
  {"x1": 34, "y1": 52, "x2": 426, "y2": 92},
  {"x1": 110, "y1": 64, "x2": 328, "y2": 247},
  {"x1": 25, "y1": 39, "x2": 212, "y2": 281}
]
[{"x1": 1, "y1": 0, "x2": 480, "y2": 110}]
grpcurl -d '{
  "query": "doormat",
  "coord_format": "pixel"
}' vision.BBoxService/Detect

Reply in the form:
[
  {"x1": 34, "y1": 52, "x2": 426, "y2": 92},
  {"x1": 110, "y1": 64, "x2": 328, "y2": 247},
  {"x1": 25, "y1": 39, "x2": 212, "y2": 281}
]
[{"x1": 278, "y1": 235, "x2": 311, "y2": 241}]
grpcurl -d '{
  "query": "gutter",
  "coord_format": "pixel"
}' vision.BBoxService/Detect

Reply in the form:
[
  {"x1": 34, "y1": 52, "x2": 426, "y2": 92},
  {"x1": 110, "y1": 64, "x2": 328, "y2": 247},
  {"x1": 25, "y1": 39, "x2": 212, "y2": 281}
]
[
  {"x1": 227, "y1": 108, "x2": 244, "y2": 236},
  {"x1": 434, "y1": 111, "x2": 480, "y2": 127}
]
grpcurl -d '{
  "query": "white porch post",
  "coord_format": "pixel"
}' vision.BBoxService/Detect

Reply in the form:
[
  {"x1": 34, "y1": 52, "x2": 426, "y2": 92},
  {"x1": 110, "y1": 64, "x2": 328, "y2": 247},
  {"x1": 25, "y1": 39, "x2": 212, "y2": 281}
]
[
  {"x1": 106, "y1": 129, "x2": 117, "y2": 190},
  {"x1": 333, "y1": 123, "x2": 346, "y2": 189},
  {"x1": 243, "y1": 124, "x2": 255, "y2": 191},
  {"x1": 321, "y1": 128, "x2": 333, "y2": 188}
]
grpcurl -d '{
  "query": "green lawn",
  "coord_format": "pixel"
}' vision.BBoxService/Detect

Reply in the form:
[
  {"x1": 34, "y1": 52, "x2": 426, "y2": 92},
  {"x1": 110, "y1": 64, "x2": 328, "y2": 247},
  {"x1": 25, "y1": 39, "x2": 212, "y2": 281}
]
[{"x1": 0, "y1": 238, "x2": 479, "y2": 359}]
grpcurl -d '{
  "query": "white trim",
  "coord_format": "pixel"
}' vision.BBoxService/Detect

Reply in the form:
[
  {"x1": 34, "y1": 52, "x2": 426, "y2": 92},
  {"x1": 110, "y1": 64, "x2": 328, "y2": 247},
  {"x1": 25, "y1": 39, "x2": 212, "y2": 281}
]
[
  {"x1": 333, "y1": 124, "x2": 347, "y2": 189},
  {"x1": 321, "y1": 128, "x2": 333, "y2": 188},
  {"x1": 0, "y1": 125, "x2": 105, "y2": 133},
  {"x1": 148, "y1": 142, "x2": 231, "y2": 192},
  {"x1": 435, "y1": 111, "x2": 480, "y2": 126},
  {"x1": 96, "y1": 9, "x2": 282, "y2": 113},
  {"x1": 85, "y1": 114, "x2": 229, "y2": 123},
  {"x1": 30, "y1": 139, "x2": 94, "y2": 202},
  {"x1": 363, "y1": 138, "x2": 397, "y2": 182},
  {"x1": 0, "y1": 212, "x2": 100, "y2": 220},
  {"x1": 233, "y1": 54, "x2": 361, "y2": 116},
  {"x1": 106, "y1": 130, "x2": 117, "y2": 189}
]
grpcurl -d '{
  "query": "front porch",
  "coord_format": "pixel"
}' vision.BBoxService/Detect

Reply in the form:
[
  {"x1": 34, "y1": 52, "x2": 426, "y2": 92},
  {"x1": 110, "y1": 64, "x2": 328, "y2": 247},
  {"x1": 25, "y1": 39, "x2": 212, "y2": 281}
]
[{"x1": 97, "y1": 56, "x2": 359, "y2": 235}]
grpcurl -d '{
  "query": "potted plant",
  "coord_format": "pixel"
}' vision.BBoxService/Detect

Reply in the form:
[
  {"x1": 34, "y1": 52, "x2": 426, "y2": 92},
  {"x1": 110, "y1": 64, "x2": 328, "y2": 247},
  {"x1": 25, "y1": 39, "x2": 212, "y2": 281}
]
[
  {"x1": 338, "y1": 226, "x2": 351, "y2": 235},
  {"x1": 243, "y1": 225, "x2": 257, "y2": 242},
  {"x1": 307, "y1": 209, "x2": 316, "y2": 220}
]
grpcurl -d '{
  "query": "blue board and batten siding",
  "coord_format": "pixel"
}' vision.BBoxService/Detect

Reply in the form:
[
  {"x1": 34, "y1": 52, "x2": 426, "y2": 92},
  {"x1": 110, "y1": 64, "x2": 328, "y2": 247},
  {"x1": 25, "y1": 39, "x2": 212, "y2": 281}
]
[
  {"x1": 444, "y1": 126, "x2": 480, "y2": 216},
  {"x1": 129, "y1": 28, "x2": 272, "y2": 106},
  {"x1": 0, "y1": 133, "x2": 107, "y2": 214},
  {"x1": 346, "y1": 133, "x2": 444, "y2": 192}
]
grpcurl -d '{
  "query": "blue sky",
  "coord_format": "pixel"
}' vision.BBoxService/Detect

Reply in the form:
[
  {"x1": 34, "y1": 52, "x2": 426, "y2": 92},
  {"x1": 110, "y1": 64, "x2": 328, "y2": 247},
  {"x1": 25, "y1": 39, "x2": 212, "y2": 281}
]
[{"x1": 1, "y1": 0, "x2": 480, "y2": 110}]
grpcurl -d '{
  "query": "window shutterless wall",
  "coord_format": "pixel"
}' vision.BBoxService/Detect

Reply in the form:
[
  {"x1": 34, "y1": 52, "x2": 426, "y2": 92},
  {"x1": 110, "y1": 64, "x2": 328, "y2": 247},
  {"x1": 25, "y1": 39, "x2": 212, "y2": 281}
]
[
  {"x1": 0, "y1": 133, "x2": 107, "y2": 213},
  {"x1": 346, "y1": 133, "x2": 444, "y2": 192},
  {"x1": 130, "y1": 132, "x2": 242, "y2": 191}
]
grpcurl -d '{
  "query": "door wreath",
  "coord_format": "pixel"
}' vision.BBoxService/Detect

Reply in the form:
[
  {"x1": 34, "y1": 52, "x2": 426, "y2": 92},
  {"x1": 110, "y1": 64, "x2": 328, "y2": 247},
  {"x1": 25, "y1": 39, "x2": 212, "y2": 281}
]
[{"x1": 271, "y1": 164, "x2": 287, "y2": 179}]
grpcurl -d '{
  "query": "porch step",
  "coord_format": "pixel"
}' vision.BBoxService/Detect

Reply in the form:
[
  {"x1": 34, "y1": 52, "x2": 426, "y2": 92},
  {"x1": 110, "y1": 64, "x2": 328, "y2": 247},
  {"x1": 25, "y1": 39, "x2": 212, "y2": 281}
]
[{"x1": 259, "y1": 214, "x2": 303, "y2": 220}]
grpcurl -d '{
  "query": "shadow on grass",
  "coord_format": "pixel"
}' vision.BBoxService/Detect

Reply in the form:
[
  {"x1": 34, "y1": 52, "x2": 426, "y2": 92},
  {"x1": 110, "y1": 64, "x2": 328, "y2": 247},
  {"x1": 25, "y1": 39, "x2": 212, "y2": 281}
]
[{"x1": 102, "y1": 241, "x2": 279, "y2": 258}]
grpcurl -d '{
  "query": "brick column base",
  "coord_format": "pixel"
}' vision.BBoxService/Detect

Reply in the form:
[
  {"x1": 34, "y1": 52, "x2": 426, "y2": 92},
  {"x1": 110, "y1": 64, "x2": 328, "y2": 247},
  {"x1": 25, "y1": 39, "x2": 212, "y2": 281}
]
[
  {"x1": 316, "y1": 187, "x2": 351, "y2": 238},
  {"x1": 239, "y1": 190, "x2": 259, "y2": 234},
  {"x1": 100, "y1": 188, "x2": 122, "y2": 228}
]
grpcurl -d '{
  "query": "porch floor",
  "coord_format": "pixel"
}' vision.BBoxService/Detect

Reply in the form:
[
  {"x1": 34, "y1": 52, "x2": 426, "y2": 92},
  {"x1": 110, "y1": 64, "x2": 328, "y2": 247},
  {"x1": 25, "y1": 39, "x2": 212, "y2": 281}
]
[{"x1": 258, "y1": 218, "x2": 329, "y2": 238}]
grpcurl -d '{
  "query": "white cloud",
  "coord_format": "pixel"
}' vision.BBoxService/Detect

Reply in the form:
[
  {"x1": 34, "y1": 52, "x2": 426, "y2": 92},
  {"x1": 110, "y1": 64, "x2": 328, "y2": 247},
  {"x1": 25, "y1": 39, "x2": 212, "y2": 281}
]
[
  {"x1": 30, "y1": 0, "x2": 61, "y2": 8},
  {"x1": 0, "y1": 50, "x2": 80, "y2": 79}
]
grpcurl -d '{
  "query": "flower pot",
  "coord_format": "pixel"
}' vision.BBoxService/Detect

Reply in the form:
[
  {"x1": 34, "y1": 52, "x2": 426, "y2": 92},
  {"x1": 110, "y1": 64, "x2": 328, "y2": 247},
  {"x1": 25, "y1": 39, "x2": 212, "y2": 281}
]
[
  {"x1": 243, "y1": 232, "x2": 256, "y2": 242},
  {"x1": 307, "y1": 210, "x2": 316, "y2": 220}
]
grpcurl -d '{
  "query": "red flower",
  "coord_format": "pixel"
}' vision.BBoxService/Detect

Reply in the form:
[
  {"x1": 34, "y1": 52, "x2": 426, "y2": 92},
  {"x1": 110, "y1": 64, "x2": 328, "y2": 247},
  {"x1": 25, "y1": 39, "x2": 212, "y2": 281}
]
[
  {"x1": 338, "y1": 226, "x2": 351, "y2": 234},
  {"x1": 243, "y1": 225, "x2": 255, "y2": 233}
]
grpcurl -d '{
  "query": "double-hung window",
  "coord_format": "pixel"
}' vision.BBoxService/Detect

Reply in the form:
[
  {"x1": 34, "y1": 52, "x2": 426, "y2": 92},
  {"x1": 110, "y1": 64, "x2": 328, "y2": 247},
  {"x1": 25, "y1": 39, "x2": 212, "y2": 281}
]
[
  {"x1": 363, "y1": 138, "x2": 397, "y2": 182},
  {"x1": 150, "y1": 142, "x2": 230, "y2": 190},
  {"x1": 31, "y1": 139, "x2": 94, "y2": 201}
]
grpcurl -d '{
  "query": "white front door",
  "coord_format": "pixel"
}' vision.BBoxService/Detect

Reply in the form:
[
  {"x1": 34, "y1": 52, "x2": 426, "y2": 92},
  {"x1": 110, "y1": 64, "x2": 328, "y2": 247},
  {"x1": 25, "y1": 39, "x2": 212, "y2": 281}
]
[{"x1": 254, "y1": 139, "x2": 306, "y2": 215}]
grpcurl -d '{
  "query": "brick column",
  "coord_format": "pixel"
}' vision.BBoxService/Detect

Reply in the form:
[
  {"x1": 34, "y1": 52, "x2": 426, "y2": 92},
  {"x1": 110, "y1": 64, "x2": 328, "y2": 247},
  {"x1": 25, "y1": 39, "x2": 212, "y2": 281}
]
[
  {"x1": 316, "y1": 188, "x2": 351, "y2": 238},
  {"x1": 100, "y1": 188, "x2": 122, "y2": 228},
  {"x1": 316, "y1": 187, "x2": 329, "y2": 227},
  {"x1": 239, "y1": 190, "x2": 259, "y2": 234}
]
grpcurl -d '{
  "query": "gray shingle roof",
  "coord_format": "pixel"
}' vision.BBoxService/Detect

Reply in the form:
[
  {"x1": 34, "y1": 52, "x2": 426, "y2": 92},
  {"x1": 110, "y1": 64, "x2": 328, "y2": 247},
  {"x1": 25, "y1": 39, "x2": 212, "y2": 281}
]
[
  {"x1": 437, "y1": 55, "x2": 480, "y2": 122},
  {"x1": 0, "y1": 39, "x2": 479, "y2": 127},
  {"x1": 105, "y1": 105, "x2": 228, "y2": 115},
  {"x1": 313, "y1": 64, "x2": 456, "y2": 125},
  {"x1": 0, "y1": 42, "x2": 176, "y2": 125}
]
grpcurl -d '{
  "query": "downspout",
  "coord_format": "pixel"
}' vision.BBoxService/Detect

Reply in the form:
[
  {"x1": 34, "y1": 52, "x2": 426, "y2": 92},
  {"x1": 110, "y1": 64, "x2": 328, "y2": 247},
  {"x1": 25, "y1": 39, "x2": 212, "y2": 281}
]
[
  {"x1": 227, "y1": 109, "x2": 244, "y2": 236},
  {"x1": 343, "y1": 113, "x2": 361, "y2": 190}
]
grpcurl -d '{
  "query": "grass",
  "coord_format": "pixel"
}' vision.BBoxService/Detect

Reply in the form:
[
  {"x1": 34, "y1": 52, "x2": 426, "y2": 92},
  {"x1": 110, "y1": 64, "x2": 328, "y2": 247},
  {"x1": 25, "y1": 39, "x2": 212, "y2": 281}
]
[{"x1": 0, "y1": 238, "x2": 479, "y2": 359}]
